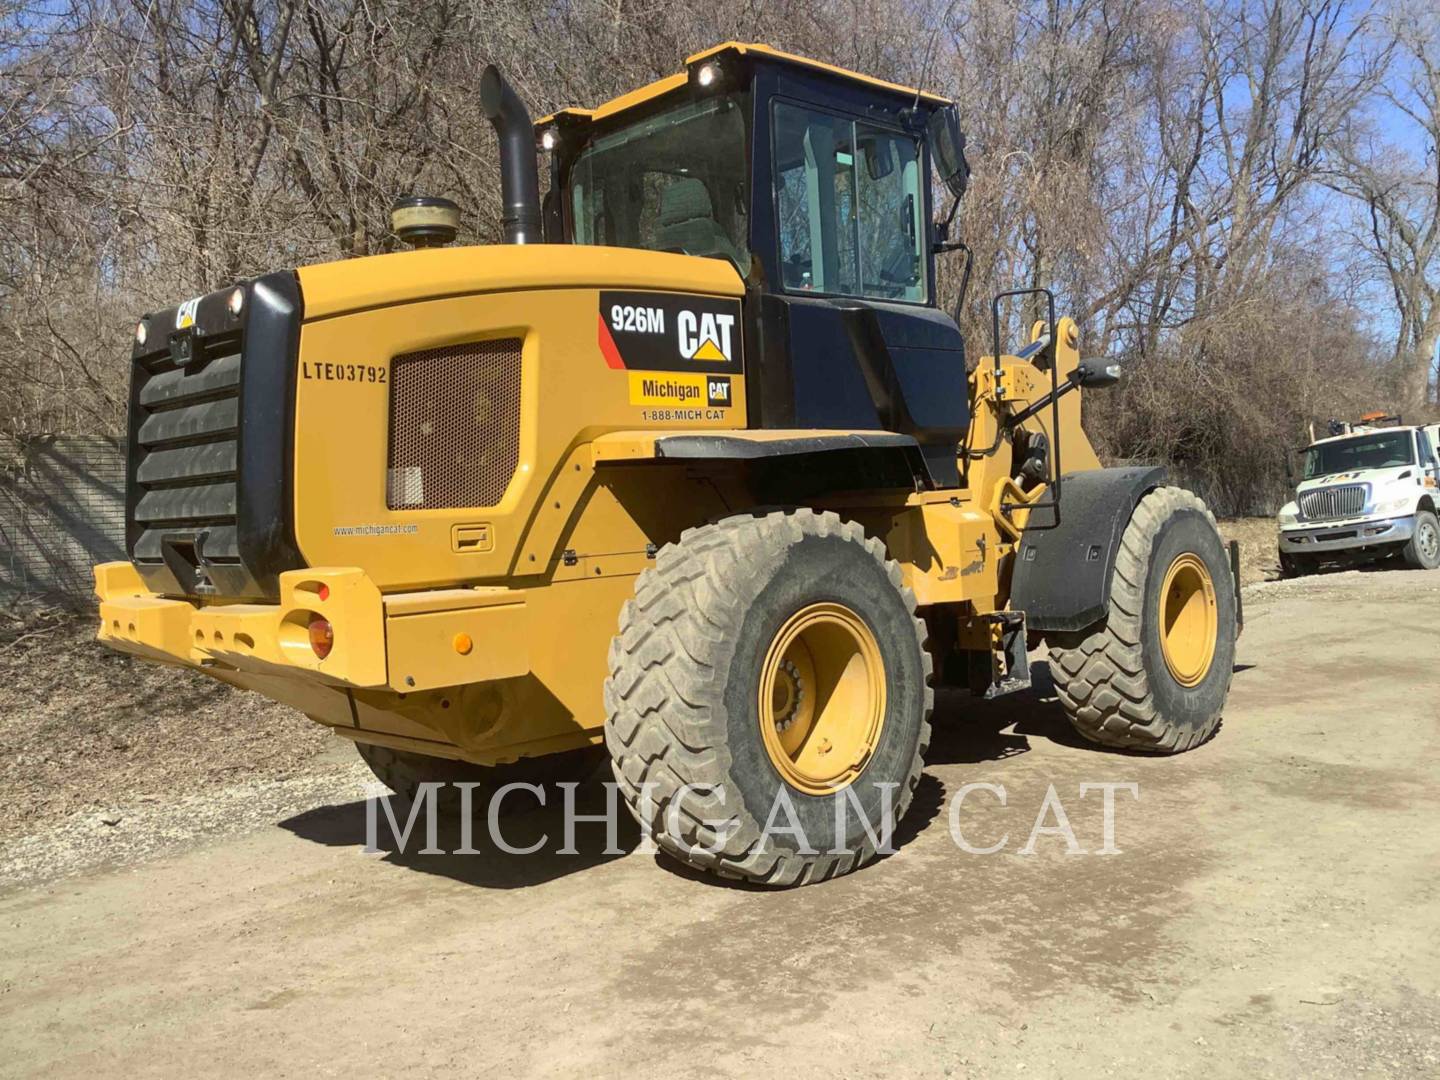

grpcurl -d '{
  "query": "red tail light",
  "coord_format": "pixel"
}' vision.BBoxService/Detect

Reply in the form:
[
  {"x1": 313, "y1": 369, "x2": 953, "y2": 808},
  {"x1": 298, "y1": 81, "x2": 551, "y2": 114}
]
[{"x1": 308, "y1": 615, "x2": 334, "y2": 659}]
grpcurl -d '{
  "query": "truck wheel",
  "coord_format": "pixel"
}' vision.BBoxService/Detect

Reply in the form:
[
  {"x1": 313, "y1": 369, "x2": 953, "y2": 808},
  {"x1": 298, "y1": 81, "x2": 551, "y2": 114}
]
[
  {"x1": 1047, "y1": 487, "x2": 1236, "y2": 753},
  {"x1": 1278, "y1": 550, "x2": 1312, "y2": 578},
  {"x1": 355, "y1": 743, "x2": 603, "y2": 807},
  {"x1": 604, "y1": 509, "x2": 932, "y2": 886},
  {"x1": 1401, "y1": 510, "x2": 1440, "y2": 570}
]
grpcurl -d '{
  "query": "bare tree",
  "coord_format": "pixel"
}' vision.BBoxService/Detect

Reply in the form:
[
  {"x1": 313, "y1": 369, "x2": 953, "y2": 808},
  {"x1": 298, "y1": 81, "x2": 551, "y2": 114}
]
[
  {"x1": 0, "y1": 0, "x2": 1425, "y2": 510},
  {"x1": 1326, "y1": 5, "x2": 1439, "y2": 409}
]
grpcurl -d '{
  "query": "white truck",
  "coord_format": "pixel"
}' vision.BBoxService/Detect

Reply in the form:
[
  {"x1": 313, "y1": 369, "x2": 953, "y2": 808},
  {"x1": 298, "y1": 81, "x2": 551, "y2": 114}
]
[{"x1": 1277, "y1": 421, "x2": 1440, "y2": 576}]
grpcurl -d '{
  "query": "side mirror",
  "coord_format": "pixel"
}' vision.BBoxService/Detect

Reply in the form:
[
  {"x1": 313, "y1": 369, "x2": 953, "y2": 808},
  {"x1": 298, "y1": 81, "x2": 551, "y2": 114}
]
[
  {"x1": 926, "y1": 105, "x2": 969, "y2": 198},
  {"x1": 1075, "y1": 360, "x2": 1121, "y2": 388},
  {"x1": 1283, "y1": 454, "x2": 1295, "y2": 483}
]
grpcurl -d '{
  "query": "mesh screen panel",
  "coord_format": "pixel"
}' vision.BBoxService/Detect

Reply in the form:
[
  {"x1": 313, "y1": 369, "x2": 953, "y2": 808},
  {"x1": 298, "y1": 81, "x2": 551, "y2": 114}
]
[{"x1": 387, "y1": 338, "x2": 522, "y2": 510}]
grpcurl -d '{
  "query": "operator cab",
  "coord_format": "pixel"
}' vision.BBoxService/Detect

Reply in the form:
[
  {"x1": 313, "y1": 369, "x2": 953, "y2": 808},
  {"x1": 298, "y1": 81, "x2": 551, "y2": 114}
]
[{"x1": 538, "y1": 43, "x2": 973, "y2": 486}]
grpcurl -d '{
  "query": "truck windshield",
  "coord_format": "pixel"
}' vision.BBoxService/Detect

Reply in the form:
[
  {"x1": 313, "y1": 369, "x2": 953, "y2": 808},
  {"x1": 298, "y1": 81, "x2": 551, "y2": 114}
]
[
  {"x1": 1302, "y1": 431, "x2": 1414, "y2": 479},
  {"x1": 568, "y1": 92, "x2": 751, "y2": 276}
]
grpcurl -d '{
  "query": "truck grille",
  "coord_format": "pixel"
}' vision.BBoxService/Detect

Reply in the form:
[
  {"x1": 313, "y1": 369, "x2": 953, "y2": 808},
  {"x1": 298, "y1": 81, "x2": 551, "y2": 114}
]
[
  {"x1": 1299, "y1": 484, "x2": 1366, "y2": 521},
  {"x1": 387, "y1": 338, "x2": 523, "y2": 510},
  {"x1": 131, "y1": 336, "x2": 243, "y2": 566}
]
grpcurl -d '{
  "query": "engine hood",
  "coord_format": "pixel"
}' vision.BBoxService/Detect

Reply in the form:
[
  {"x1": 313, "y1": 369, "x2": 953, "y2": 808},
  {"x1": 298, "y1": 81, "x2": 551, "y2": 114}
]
[
  {"x1": 296, "y1": 244, "x2": 744, "y2": 321},
  {"x1": 1297, "y1": 465, "x2": 1413, "y2": 496}
]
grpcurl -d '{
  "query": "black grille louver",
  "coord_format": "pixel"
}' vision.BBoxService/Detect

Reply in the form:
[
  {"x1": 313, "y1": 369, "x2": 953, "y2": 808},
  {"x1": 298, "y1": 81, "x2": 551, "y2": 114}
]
[
  {"x1": 131, "y1": 343, "x2": 242, "y2": 563},
  {"x1": 125, "y1": 272, "x2": 304, "y2": 598}
]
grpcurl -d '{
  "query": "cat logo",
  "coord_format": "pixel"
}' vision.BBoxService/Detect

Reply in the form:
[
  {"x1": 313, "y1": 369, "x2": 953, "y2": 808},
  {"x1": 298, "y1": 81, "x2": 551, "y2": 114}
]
[
  {"x1": 678, "y1": 310, "x2": 736, "y2": 363},
  {"x1": 707, "y1": 376, "x2": 732, "y2": 407},
  {"x1": 598, "y1": 290, "x2": 743, "y2": 375},
  {"x1": 175, "y1": 297, "x2": 199, "y2": 330}
]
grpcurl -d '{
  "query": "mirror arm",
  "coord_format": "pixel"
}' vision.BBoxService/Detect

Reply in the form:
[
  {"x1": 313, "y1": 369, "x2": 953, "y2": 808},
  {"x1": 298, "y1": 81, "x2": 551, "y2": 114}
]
[
  {"x1": 931, "y1": 190, "x2": 962, "y2": 252},
  {"x1": 947, "y1": 242, "x2": 973, "y2": 328},
  {"x1": 1007, "y1": 360, "x2": 1121, "y2": 428},
  {"x1": 929, "y1": 194, "x2": 971, "y2": 323}
]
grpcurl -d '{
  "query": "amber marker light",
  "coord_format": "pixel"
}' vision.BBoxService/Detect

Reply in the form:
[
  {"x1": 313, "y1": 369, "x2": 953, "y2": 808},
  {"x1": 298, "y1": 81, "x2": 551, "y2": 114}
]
[{"x1": 309, "y1": 615, "x2": 334, "y2": 659}]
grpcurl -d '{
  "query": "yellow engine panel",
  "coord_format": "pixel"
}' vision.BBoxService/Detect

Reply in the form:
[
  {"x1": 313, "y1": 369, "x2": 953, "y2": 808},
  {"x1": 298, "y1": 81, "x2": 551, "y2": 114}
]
[{"x1": 292, "y1": 248, "x2": 747, "y2": 592}]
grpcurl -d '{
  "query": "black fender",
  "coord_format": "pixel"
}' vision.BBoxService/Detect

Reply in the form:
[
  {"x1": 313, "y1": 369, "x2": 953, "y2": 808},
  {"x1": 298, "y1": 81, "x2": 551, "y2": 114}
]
[
  {"x1": 1009, "y1": 466, "x2": 1168, "y2": 633},
  {"x1": 647, "y1": 431, "x2": 930, "y2": 503},
  {"x1": 650, "y1": 431, "x2": 922, "y2": 462}
]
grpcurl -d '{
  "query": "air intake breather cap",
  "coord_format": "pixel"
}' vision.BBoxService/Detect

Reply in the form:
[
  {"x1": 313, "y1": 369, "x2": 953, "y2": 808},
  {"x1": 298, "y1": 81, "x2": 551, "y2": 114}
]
[{"x1": 392, "y1": 196, "x2": 461, "y2": 248}]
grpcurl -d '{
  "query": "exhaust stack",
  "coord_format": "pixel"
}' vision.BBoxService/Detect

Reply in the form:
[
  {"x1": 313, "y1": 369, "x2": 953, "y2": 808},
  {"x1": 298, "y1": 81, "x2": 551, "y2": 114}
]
[{"x1": 480, "y1": 65, "x2": 542, "y2": 244}]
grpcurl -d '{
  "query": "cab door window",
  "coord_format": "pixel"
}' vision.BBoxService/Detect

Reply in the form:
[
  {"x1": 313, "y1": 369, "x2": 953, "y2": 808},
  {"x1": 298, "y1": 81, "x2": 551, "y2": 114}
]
[
  {"x1": 1418, "y1": 430, "x2": 1438, "y2": 475},
  {"x1": 773, "y1": 102, "x2": 925, "y2": 302}
]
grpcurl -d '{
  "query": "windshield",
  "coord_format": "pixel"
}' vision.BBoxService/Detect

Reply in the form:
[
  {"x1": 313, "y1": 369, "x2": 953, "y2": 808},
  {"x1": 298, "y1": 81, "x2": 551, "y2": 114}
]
[
  {"x1": 1302, "y1": 431, "x2": 1414, "y2": 479},
  {"x1": 568, "y1": 92, "x2": 751, "y2": 276}
]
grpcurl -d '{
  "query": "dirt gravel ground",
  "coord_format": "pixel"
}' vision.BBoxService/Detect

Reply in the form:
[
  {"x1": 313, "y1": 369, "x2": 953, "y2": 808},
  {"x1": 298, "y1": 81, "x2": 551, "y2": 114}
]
[
  {"x1": 2, "y1": 555, "x2": 1439, "y2": 1077},
  {"x1": 1218, "y1": 516, "x2": 1281, "y2": 586},
  {"x1": 0, "y1": 602, "x2": 354, "y2": 885}
]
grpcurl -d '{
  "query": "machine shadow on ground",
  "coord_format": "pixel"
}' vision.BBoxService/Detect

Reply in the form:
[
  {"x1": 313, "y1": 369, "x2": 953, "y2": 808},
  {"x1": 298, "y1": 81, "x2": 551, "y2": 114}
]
[
  {"x1": 927, "y1": 659, "x2": 1094, "y2": 764},
  {"x1": 278, "y1": 777, "x2": 642, "y2": 889},
  {"x1": 277, "y1": 659, "x2": 1225, "y2": 891}
]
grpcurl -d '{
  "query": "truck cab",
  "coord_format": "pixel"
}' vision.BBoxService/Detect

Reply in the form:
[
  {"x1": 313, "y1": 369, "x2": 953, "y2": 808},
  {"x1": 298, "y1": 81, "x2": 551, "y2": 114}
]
[{"x1": 1277, "y1": 422, "x2": 1440, "y2": 575}]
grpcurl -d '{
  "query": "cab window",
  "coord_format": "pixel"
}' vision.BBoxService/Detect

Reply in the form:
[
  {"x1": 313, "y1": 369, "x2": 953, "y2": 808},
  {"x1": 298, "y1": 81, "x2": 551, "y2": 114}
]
[
  {"x1": 569, "y1": 93, "x2": 751, "y2": 276},
  {"x1": 773, "y1": 102, "x2": 925, "y2": 302},
  {"x1": 1419, "y1": 431, "x2": 1438, "y2": 471}
]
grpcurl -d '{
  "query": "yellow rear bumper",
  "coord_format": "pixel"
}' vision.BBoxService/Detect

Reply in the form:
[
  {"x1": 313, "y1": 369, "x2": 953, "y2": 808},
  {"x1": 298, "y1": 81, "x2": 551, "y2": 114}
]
[
  {"x1": 95, "y1": 562, "x2": 533, "y2": 693},
  {"x1": 96, "y1": 562, "x2": 389, "y2": 686}
]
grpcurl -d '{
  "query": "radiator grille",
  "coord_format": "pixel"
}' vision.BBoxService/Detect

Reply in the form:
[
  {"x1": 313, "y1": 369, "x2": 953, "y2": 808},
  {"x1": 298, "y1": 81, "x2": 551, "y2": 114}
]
[
  {"x1": 1299, "y1": 484, "x2": 1366, "y2": 521},
  {"x1": 387, "y1": 338, "x2": 523, "y2": 510},
  {"x1": 130, "y1": 335, "x2": 244, "y2": 565}
]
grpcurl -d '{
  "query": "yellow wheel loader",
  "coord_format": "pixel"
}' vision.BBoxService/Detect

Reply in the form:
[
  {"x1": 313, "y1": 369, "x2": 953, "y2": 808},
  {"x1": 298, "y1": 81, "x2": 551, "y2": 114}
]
[{"x1": 96, "y1": 43, "x2": 1240, "y2": 886}]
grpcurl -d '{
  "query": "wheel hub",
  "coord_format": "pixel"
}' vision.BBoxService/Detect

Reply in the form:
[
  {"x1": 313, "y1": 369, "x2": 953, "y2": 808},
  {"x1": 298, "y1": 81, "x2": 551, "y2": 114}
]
[
  {"x1": 771, "y1": 659, "x2": 805, "y2": 733},
  {"x1": 1158, "y1": 552, "x2": 1219, "y2": 687},
  {"x1": 1418, "y1": 520, "x2": 1438, "y2": 561},
  {"x1": 758, "y1": 602, "x2": 886, "y2": 795}
]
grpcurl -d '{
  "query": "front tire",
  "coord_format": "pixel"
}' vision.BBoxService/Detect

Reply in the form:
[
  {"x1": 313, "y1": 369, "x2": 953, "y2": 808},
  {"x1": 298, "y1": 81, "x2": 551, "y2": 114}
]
[
  {"x1": 1401, "y1": 510, "x2": 1440, "y2": 570},
  {"x1": 1278, "y1": 549, "x2": 1312, "y2": 578},
  {"x1": 604, "y1": 509, "x2": 933, "y2": 886},
  {"x1": 1048, "y1": 487, "x2": 1237, "y2": 753}
]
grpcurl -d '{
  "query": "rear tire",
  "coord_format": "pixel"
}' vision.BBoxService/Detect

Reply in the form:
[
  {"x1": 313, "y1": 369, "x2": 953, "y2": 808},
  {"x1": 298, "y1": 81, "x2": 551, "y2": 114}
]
[
  {"x1": 1401, "y1": 510, "x2": 1440, "y2": 570},
  {"x1": 604, "y1": 508, "x2": 932, "y2": 886},
  {"x1": 1047, "y1": 487, "x2": 1236, "y2": 753}
]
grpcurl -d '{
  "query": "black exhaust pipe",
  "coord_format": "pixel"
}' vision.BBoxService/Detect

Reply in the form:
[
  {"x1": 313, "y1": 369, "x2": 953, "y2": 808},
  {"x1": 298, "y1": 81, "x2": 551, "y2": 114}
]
[{"x1": 480, "y1": 65, "x2": 542, "y2": 244}]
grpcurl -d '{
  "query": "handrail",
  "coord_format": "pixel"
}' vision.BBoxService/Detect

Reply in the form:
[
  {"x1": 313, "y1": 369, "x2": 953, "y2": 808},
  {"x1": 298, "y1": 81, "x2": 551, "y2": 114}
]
[{"x1": 973, "y1": 287, "x2": 1063, "y2": 530}]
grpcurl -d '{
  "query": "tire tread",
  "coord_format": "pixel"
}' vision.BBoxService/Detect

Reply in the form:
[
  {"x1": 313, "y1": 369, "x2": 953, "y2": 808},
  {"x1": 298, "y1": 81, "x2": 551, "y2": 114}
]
[
  {"x1": 604, "y1": 508, "x2": 933, "y2": 884},
  {"x1": 1047, "y1": 486, "x2": 1232, "y2": 753}
]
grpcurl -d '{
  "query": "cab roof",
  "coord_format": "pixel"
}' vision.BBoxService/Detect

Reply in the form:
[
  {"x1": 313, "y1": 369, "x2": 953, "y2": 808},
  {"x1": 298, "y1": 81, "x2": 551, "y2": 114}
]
[
  {"x1": 1308, "y1": 425, "x2": 1421, "y2": 448},
  {"x1": 537, "y1": 41, "x2": 952, "y2": 127}
]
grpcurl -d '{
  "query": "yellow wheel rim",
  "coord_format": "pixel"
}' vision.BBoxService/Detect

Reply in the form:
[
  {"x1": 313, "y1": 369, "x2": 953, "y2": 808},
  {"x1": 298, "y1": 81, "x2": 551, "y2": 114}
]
[
  {"x1": 1158, "y1": 552, "x2": 1218, "y2": 687},
  {"x1": 758, "y1": 602, "x2": 886, "y2": 796}
]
